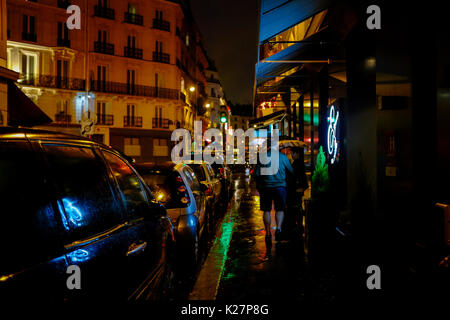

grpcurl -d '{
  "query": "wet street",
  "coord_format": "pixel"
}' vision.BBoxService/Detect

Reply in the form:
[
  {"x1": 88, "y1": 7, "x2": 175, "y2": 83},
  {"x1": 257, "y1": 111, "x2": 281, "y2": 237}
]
[{"x1": 187, "y1": 172, "x2": 339, "y2": 303}]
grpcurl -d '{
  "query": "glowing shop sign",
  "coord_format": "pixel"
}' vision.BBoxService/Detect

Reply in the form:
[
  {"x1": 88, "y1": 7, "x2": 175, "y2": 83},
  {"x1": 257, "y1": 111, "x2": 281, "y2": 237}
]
[{"x1": 327, "y1": 105, "x2": 339, "y2": 164}]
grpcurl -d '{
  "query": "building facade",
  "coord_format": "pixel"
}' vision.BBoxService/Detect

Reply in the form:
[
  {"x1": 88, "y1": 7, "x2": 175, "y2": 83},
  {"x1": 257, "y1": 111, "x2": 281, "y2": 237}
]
[
  {"x1": 230, "y1": 114, "x2": 250, "y2": 131},
  {"x1": 204, "y1": 65, "x2": 226, "y2": 129},
  {"x1": 6, "y1": 0, "x2": 210, "y2": 161}
]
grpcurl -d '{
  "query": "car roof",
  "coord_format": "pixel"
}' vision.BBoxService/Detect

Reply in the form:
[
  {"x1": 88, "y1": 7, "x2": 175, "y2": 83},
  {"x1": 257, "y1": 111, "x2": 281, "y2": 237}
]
[
  {"x1": 182, "y1": 160, "x2": 209, "y2": 166},
  {"x1": 0, "y1": 126, "x2": 124, "y2": 157},
  {"x1": 0, "y1": 126, "x2": 96, "y2": 143},
  {"x1": 135, "y1": 161, "x2": 176, "y2": 171}
]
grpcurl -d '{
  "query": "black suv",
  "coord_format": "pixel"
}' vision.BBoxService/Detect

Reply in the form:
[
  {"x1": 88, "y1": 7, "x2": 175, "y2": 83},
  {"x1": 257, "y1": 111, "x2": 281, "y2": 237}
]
[{"x1": 0, "y1": 127, "x2": 175, "y2": 302}]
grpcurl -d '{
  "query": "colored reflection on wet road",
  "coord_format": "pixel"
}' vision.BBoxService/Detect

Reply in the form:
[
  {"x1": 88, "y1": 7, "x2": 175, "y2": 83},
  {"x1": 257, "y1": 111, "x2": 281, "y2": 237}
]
[{"x1": 185, "y1": 173, "x2": 343, "y2": 302}]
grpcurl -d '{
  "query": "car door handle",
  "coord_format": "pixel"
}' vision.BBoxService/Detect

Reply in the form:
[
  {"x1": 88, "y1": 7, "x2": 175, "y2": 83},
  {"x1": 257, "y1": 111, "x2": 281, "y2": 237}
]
[{"x1": 126, "y1": 242, "x2": 147, "y2": 256}]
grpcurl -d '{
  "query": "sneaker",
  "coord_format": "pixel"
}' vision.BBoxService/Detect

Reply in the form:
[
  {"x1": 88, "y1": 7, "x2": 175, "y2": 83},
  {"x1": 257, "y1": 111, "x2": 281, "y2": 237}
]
[{"x1": 275, "y1": 229, "x2": 282, "y2": 241}]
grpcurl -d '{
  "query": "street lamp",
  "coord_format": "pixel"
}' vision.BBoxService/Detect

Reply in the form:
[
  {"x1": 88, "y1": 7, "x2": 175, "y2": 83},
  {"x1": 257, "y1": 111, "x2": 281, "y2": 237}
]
[
  {"x1": 189, "y1": 86, "x2": 196, "y2": 92},
  {"x1": 206, "y1": 103, "x2": 210, "y2": 108}
]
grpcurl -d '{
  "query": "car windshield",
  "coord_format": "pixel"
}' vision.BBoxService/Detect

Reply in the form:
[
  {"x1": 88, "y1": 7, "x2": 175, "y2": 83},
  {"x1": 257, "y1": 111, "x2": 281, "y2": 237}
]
[{"x1": 141, "y1": 171, "x2": 188, "y2": 209}]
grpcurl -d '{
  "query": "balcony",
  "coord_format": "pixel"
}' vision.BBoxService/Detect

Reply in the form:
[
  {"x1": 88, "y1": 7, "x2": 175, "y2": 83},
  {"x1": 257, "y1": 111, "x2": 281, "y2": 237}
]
[
  {"x1": 55, "y1": 113, "x2": 72, "y2": 123},
  {"x1": 124, "y1": 116, "x2": 142, "y2": 128},
  {"x1": 58, "y1": 0, "x2": 71, "y2": 9},
  {"x1": 96, "y1": 114, "x2": 114, "y2": 126},
  {"x1": 153, "y1": 19, "x2": 170, "y2": 32},
  {"x1": 152, "y1": 118, "x2": 173, "y2": 129},
  {"x1": 19, "y1": 74, "x2": 85, "y2": 90},
  {"x1": 94, "y1": 5, "x2": 115, "y2": 20},
  {"x1": 22, "y1": 32, "x2": 37, "y2": 42},
  {"x1": 57, "y1": 38, "x2": 70, "y2": 47},
  {"x1": 124, "y1": 12, "x2": 143, "y2": 26},
  {"x1": 91, "y1": 80, "x2": 179, "y2": 100},
  {"x1": 124, "y1": 47, "x2": 143, "y2": 59},
  {"x1": 208, "y1": 77, "x2": 221, "y2": 85},
  {"x1": 94, "y1": 41, "x2": 115, "y2": 55},
  {"x1": 153, "y1": 51, "x2": 170, "y2": 64}
]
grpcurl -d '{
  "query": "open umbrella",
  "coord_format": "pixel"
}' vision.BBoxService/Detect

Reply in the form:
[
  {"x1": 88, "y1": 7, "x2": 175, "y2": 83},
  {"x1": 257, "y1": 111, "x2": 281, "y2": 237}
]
[{"x1": 279, "y1": 139, "x2": 307, "y2": 149}]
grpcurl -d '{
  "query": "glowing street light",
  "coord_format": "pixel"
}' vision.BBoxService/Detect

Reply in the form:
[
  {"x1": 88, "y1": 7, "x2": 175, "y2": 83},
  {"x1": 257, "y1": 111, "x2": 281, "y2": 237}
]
[{"x1": 189, "y1": 86, "x2": 196, "y2": 92}]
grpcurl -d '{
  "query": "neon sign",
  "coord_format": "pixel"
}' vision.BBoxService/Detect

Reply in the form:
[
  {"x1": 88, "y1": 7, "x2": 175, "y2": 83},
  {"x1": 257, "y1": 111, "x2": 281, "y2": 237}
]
[{"x1": 327, "y1": 105, "x2": 339, "y2": 164}]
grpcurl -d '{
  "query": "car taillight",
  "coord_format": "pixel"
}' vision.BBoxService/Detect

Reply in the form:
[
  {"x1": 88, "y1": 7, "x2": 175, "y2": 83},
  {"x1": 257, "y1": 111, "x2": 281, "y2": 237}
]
[
  {"x1": 176, "y1": 176, "x2": 183, "y2": 183},
  {"x1": 178, "y1": 186, "x2": 186, "y2": 192},
  {"x1": 181, "y1": 197, "x2": 189, "y2": 204}
]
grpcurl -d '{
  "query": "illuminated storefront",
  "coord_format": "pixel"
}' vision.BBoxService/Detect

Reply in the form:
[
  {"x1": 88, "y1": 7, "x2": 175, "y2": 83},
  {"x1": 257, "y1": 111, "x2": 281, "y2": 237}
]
[{"x1": 255, "y1": 0, "x2": 450, "y2": 281}]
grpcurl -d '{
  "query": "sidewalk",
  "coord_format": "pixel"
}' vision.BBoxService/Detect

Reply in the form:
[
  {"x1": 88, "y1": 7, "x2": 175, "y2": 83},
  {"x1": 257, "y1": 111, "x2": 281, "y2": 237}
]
[{"x1": 214, "y1": 174, "x2": 338, "y2": 302}]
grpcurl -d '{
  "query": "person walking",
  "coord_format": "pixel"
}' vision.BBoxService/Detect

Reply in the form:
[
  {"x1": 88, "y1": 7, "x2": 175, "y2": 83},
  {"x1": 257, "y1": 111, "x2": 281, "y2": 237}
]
[
  {"x1": 254, "y1": 144, "x2": 294, "y2": 243},
  {"x1": 282, "y1": 146, "x2": 309, "y2": 238}
]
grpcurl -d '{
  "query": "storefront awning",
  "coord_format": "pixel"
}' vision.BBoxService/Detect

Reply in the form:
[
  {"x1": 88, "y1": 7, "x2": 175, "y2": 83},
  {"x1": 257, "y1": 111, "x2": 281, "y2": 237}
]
[
  {"x1": 8, "y1": 82, "x2": 52, "y2": 127},
  {"x1": 259, "y1": 0, "x2": 335, "y2": 43},
  {"x1": 249, "y1": 110, "x2": 287, "y2": 129},
  {"x1": 256, "y1": 30, "x2": 338, "y2": 86}
]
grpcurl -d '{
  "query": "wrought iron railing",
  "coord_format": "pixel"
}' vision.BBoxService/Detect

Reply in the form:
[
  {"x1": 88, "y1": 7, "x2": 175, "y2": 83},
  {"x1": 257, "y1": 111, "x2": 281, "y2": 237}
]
[
  {"x1": 58, "y1": 0, "x2": 71, "y2": 9},
  {"x1": 94, "y1": 41, "x2": 115, "y2": 55},
  {"x1": 124, "y1": 47, "x2": 143, "y2": 59},
  {"x1": 124, "y1": 12, "x2": 143, "y2": 25},
  {"x1": 94, "y1": 5, "x2": 115, "y2": 20},
  {"x1": 152, "y1": 118, "x2": 173, "y2": 129},
  {"x1": 124, "y1": 116, "x2": 142, "y2": 128},
  {"x1": 153, "y1": 51, "x2": 170, "y2": 64},
  {"x1": 19, "y1": 74, "x2": 85, "y2": 90},
  {"x1": 153, "y1": 19, "x2": 170, "y2": 32},
  {"x1": 91, "y1": 80, "x2": 179, "y2": 99},
  {"x1": 96, "y1": 114, "x2": 114, "y2": 126}
]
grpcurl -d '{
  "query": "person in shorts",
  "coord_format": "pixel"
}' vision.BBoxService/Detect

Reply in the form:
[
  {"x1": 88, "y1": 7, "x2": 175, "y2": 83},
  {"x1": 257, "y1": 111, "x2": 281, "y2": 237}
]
[{"x1": 254, "y1": 146, "x2": 294, "y2": 242}]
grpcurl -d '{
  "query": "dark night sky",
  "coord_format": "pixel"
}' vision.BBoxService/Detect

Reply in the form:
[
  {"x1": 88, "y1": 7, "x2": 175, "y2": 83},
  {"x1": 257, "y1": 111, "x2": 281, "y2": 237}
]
[{"x1": 189, "y1": 0, "x2": 259, "y2": 105}]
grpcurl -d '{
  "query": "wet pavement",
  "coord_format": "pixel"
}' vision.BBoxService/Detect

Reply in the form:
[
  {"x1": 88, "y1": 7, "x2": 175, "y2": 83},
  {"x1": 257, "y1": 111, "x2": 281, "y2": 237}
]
[
  {"x1": 189, "y1": 173, "x2": 339, "y2": 302},
  {"x1": 178, "y1": 172, "x2": 450, "y2": 307}
]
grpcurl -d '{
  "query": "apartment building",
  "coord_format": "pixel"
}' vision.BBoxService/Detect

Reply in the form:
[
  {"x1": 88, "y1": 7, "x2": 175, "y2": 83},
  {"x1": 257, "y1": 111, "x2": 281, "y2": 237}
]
[
  {"x1": 204, "y1": 64, "x2": 226, "y2": 129},
  {"x1": 6, "y1": 0, "x2": 209, "y2": 161}
]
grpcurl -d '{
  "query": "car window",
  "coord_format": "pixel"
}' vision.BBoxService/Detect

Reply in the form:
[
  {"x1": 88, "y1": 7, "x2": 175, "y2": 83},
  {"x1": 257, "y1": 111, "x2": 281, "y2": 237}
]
[
  {"x1": 43, "y1": 144, "x2": 124, "y2": 243},
  {"x1": 0, "y1": 141, "x2": 65, "y2": 275},
  {"x1": 102, "y1": 151, "x2": 151, "y2": 221},
  {"x1": 206, "y1": 164, "x2": 216, "y2": 179},
  {"x1": 190, "y1": 164, "x2": 206, "y2": 182},
  {"x1": 140, "y1": 171, "x2": 188, "y2": 209},
  {"x1": 183, "y1": 166, "x2": 201, "y2": 192}
]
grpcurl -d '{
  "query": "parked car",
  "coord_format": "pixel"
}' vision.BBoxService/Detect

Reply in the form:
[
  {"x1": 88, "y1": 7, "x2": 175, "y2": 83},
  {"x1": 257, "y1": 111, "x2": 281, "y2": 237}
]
[
  {"x1": 184, "y1": 161, "x2": 222, "y2": 216},
  {"x1": 211, "y1": 162, "x2": 233, "y2": 199},
  {"x1": 134, "y1": 162, "x2": 207, "y2": 266},
  {"x1": 0, "y1": 127, "x2": 175, "y2": 302}
]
